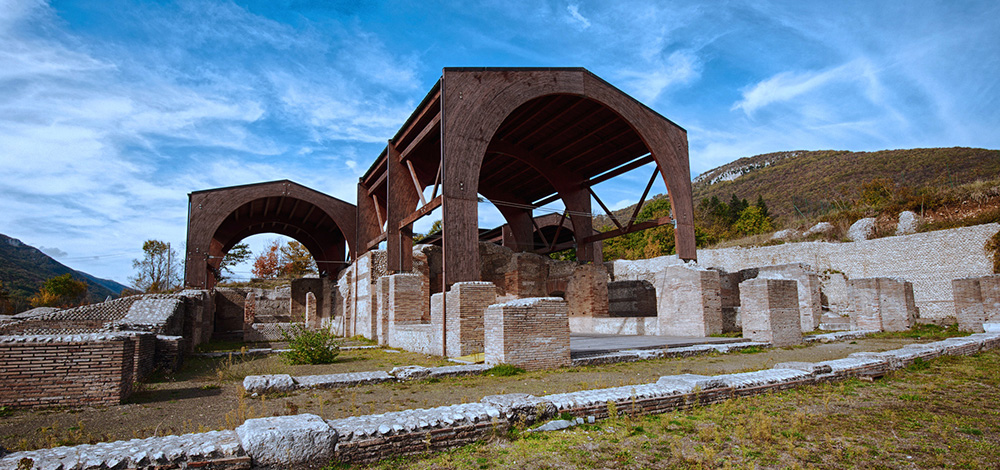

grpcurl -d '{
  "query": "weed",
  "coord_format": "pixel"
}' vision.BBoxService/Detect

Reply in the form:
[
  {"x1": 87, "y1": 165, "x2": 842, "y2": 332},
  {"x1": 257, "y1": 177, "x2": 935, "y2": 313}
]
[{"x1": 485, "y1": 364, "x2": 525, "y2": 377}]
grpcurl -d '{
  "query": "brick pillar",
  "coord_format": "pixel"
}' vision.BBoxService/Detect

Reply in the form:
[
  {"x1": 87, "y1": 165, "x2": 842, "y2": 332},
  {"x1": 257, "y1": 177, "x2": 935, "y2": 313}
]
[
  {"x1": 565, "y1": 263, "x2": 610, "y2": 317},
  {"x1": 983, "y1": 275, "x2": 1000, "y2": 323},
  {"x1": 848, "y1": 278, "x2": 917, "y2": 332},
  {"x1": 657, "y1": 264, "x2": 723, "y2": 337},
  {"x1": 484, "y1": 297, "x2": 570, "y2": 370},
  {"x1": 243, "y1": 291, "x2": 256, "y2": 338},
  {"x1": 446, "y1": 281, "x2": 497, "y2": 357},
  {"x1": 387, "y1": 273, "x2": 427, "y2": 349},
  {"x1": 376, "y1": 276, "x2": 391, "y2": 345},
  {"x1": 430, "y1": 292, "x2": 445, "y2": 356},
  {"x1": 758, "y1": 264, "x2": 823, "y2": 332},
  {"x1": 740, "y1": 278, "x2": 802, "y2": 347}
]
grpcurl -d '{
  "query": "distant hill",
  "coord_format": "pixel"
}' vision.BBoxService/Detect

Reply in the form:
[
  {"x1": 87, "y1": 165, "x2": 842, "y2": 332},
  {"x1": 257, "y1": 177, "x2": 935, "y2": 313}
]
[
  {"x1": 0, "y1": 233, "x2": 128, "y2": 310},
  {"x1": 690, "y1": 147, "x2": 1000, "y2": 222}
]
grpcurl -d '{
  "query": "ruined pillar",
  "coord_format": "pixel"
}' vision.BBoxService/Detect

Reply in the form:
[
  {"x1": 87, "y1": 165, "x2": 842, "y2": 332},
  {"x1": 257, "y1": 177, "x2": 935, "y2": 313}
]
[
  {"x1": 740, "y1": 278, "x2": 802, "y2": 347},
  {"x1": 243, "y1": 291, "x2": 256, "y2": 339},
  {"x1": 758, "y1": 264, "x2": 823, "y2": 332},
  {"x1": 848, "y1": 277, "x2": 917, "y2": 332},
  {"x1": 565, "y1": 263, "x2": 610, "y2": 317},
  {"x1": 953, "y1": 275, "x2": 1000, "y2": 332},
  {"x1": 484, "y1": 298, "x2": 570, "y2": 370},
  {"x1": 445, "y1": 281, "x2": 497, "y2": 357},
  {"x1": 657, "y1": 264, "x2": 723, "y2": 337},
  {"x1": 375, "y1": 275, "x2": 391, "y2": 345},
  {"x1": 430, "y1": 292, "x2": 445, "y2": 356},
  {"x1": 387, "y1": 273, "x2": 428, "y2": 349}
]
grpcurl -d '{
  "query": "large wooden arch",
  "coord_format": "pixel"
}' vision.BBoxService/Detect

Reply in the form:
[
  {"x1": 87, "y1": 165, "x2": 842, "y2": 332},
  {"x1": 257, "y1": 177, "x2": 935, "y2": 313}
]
[
  {"x1": 358, "y1": 67, "x2": 695, "y2": 288},
  {"x1": 184, "y1": 180, "x2": 357, "y2": 289}
]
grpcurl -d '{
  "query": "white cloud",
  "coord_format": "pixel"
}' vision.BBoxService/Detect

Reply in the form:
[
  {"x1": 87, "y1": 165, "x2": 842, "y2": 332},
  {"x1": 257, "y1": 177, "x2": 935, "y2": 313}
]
[
  {"x1": 566, "y1": 4, "x2": 591, "y2": 29},
  {"x1": 618, "y1": 49, "x2": 701, "y2": 103}
]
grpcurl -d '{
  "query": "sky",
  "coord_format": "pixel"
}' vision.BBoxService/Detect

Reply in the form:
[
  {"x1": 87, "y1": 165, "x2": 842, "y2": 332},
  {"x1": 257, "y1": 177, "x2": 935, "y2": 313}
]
[{"x1": 1, "y1": 0, "x2": 999, "y2": 284}]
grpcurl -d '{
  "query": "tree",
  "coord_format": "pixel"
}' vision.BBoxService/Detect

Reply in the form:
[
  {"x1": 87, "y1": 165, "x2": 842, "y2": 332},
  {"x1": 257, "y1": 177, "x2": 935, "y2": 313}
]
[
  {"x1": 280, "y1": 241, "x2": 317, "y2": 277},
  {"x1": 252, "y1": 240, "x2": 282, "y2": 279},
  {"x1": 218, "y1": 243, "x2": 252, "y2": 281},
  {"x1": 733, "y1": 205, "x2": 774, "y2": 236},
  {"x1": 130, "y1": 240, "x2": 181, "y2": 293},
  {"x1": 0, "y1": 280, "x2": 11, "y2": 314},
  {"x1": 755, "y1": 195, "x2": 770, "y2": 219},
  {"x1": 29, "y1": 273, "x2": 88, "y2": 308}
]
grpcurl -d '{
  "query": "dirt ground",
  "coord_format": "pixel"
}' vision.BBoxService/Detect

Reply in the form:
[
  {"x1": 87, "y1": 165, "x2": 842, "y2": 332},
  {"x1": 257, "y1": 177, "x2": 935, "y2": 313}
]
[{"x1": 0, "y1": 337, "x2": 927, "y2": 452}]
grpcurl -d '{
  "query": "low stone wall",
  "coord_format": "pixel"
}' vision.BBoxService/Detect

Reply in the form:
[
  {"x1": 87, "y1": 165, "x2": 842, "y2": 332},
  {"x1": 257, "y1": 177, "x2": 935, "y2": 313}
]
[
  {"x1": 484, "y1": 298, "x2": 570, "y2": 370},
  {"x1": 0, "y1": 332, "x2": 154, "y2": 408},
  {"x1": 8, "y1": 331, "x2": 998, "y2": 469}
]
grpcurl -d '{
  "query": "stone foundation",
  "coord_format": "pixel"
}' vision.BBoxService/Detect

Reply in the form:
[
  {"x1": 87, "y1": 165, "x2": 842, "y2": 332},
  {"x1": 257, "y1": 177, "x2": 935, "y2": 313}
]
[
  {"x1": 848, "y1": 278, "x2": 917, "y2": 332},
  {"x1": 484, "y1": 298, "x2": 570, "y2": 370},
  {"x1": 740, "y1": 278, "x2": 802, "y2": 347}
]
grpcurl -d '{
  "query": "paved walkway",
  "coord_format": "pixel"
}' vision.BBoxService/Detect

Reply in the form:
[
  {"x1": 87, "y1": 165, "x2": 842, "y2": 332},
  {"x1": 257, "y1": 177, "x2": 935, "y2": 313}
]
[{"x1": 570, "y1": 333, "x2": 747, "y2": 358}]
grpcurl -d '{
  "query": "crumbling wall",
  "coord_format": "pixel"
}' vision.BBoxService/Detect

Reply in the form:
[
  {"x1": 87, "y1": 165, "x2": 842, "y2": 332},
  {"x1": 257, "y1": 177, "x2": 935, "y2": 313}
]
[
  {"x1": 484, "y1": 298, "x2": 570, "y2": 370},
  {"x1": 607, "y1": 280, "x2": 656, "y2": 317}
]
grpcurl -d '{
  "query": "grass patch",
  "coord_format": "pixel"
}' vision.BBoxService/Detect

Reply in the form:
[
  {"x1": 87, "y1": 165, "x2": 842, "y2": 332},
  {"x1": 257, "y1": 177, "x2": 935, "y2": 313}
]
[
  {"x1": 870, "y1": 323, "x2": 968, "y2": 340},
  {"x1": 484, "y1": 364, "x2": 525, "y2": 377},
  {"x1": 363, "y1": 350, "x2": 1000, "y2": 469}
]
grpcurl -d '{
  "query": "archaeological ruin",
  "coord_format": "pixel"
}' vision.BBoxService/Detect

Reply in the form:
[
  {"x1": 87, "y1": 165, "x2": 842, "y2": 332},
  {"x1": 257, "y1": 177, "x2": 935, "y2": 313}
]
[{"x1": 3, "y1": 67, "x2": 1000, "y2": 468}]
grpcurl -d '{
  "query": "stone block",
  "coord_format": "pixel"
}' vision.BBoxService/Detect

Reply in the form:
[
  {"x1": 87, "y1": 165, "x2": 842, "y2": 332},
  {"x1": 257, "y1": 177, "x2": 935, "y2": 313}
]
[
  {"x1": 237, "y1": 414, "x2": 336, "y2": 468},
  {"x1": 740, "y1": 278, "x2": 802, "y2": 347},
  {"x1": 387, "y1": 273, "x2": 427, "y2": 351},
  {"x1": 954, "y1": 275, "x2": 1000, "y2": 332},
  {"x1": 484, "y1": 297, "x2": 570, "y2": 370},
  {"x1": 657, "y1": 264, "x2": 723, "y2": 337},
  {"x1": 758, "y1": 264, "x2": 824, "y2": 332}
]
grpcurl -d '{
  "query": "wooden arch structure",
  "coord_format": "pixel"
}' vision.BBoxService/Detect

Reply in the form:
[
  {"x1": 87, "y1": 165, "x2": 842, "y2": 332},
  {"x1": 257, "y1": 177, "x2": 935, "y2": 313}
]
[
  {"x1": 184, "y1": 180, "x2": 357, "y2": 289},
  {"x1": 359, "y1": 67, "x2": 695, "y2": 289}
]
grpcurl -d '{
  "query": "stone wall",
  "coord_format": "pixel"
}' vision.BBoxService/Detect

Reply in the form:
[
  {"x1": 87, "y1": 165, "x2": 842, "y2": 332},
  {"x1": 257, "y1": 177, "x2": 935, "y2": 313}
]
[
  {"x1": 445, "y1": 282, "x2": 496, "y2": 357},
  {"x1": 0, "y1": 332, "x2": 153, "y2": 408},
  {"x1": 484, "y1": 298, "x2": 571, "y2": 370},
  {"x1": 757, "y1": 264, "x2": 824, "y2": 332},
  {"x1": 694, "y1": 223, "x2": 999, "y2": 321}
]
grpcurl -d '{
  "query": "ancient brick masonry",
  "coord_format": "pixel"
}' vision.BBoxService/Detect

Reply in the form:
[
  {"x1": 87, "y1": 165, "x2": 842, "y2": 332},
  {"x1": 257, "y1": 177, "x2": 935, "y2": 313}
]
[
  {"x1": 848, "y1": 278, "x2": 917, "y2": 332},
  {"x1": 444, "y1": 282, "x2": 496, "y2": 357},
  {"x1": 740, "y1": 278, "x2": 802, "y2": 347},
  {"x1": 484, "y1": 297, "x2": 570, "y2": 370},
  {"x1": 953, "y1": 275, "x2": 1000, "y2": 332},
  {"x1": 0, "y1": 333, "x2": 149, "y2": 408}
]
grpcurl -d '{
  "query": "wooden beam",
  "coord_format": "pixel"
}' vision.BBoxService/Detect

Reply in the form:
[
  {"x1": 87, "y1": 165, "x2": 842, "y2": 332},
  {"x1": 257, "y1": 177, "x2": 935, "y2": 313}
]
[
  {"x1": 366, "y1": 171, "x2": 388, "y2": 196},
  {"x1": 626, "y1": 167, "x2": 659, "y2": 231},
  {"x1": 588, "y1": 154, "x2": 655, "y2": 187},
  {"x1": 398, "y1": 195, "x2": 442, "y2": 229},
  {"x1": 589, "y1": 187, "x2": 623, "y2": 230},
  {"x1": 430, "y1": 163, "x2": 442, "y2": 200},
  {"x1": 400, "y1": 114, "x2": 441, "y2": 162},
  {"x1": 396, "y1": 90, "x2": 441, "y2": 146},
  {"x1": 581, "y1": 216, "x2": 674, "y2": 244},
  {"x1": 406, "y1": 159, "x2": 427, "y2": 206},
  {"x1": 531, "y1": 216, "x2": 550, "y2": 249},
  {"x1": 549, "y1": 211, "x2": 568, "y2": 252},
  {"x1": 372, "y1": 195, "x2": 385, "y2": 231},
  {"x1": 302, "y1": 205, "x2": 316, "y2": 224},
  {"x1": 366, "y1": 232, "x2": 387, "y2": 250}
]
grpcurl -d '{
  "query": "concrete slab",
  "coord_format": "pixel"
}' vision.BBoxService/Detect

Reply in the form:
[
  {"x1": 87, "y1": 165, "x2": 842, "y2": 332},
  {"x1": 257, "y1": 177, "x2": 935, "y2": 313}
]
[{"x1": 569, "y1": 333, "x2": 747, "y2": 358}]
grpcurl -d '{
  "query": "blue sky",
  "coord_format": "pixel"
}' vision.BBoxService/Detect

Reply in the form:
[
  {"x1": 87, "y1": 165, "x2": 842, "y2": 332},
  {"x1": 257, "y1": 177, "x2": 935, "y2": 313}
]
[{"x1": 1, "y1": 0, "x2": 998, "y2": 284}]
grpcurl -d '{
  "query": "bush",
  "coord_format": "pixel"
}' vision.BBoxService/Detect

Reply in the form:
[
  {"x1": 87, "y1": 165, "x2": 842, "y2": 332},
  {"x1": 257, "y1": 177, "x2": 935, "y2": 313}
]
[
  {"x1": 486, "y1": 364, "x2": 525, "y2": 376},
  {"x1": 280, "y1": 324, "x2": 340, "y2": 365}
]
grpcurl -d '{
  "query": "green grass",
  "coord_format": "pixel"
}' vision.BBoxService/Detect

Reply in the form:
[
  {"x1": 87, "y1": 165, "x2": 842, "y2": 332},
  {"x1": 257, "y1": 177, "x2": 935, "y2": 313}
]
[
  {"x1": 870, "y1": 323, "x2": 968, "y2": 341},
  {"x1": 358, "y1": 350, "x2": 1000, "y2": 469},
  {"x1": 484, "y1": 364, "x2": 526, "y2": 377}
]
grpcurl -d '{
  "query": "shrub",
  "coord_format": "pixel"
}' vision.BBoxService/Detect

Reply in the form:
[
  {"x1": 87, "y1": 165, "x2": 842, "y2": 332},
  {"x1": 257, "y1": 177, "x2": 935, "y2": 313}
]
[{"x1": 280, "y1": 324, "x2": 340, "y2": 365}]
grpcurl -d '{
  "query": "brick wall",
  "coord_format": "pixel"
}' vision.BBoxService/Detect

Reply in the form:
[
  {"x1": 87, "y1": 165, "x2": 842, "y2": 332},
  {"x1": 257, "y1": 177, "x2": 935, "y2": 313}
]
[
  {"x1": 740, "y1": 278, "x2": 802, "y2": 347},
  {"x1": 564, "y1": 264, "x2": 610, "y2": 317},
  {"x1": 758, "y1": 264, "x2": 824, "y2": 332},
  {"x1": 387, "y1": 274, "x2": 428, "y2": 351},
  {"x1": 607, "y1": 280, "x2": 657, "y2": 317},
  {"x1": 484, "y1": 298, "x2": 570, "y2": 370},
  {"x1": 0, "y1": 333, "x2": 150, "y2": 408}
]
